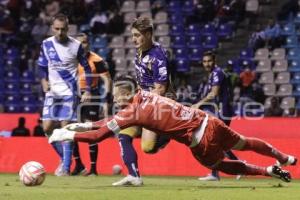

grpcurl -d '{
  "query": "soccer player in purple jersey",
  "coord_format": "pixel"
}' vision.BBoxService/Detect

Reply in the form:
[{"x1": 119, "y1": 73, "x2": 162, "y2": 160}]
[
  {"x1": 111, "y1": 17, "x2": 175, "y2": 186},
  {"x1": 193, "y1": 51, "x2": 241, "y2": 181}
]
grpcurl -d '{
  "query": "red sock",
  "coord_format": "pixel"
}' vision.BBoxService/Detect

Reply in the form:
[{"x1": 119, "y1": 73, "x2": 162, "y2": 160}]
[
  {"x1": 215, "y1": 160, "x2": 268, "y2": 176},
  {"x1": 242, "y1": 137, "x2": 288, "y2": 164}
]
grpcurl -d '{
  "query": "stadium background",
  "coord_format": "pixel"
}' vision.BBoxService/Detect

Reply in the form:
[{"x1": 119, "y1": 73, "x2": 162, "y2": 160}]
[{"x1": 0, "y1": 0, "x2": 300, "y2": 178}]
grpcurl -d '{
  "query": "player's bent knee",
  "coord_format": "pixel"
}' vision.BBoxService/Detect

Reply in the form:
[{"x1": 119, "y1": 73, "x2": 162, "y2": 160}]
[
  {"x1": 141, "y1": 140, "x2": 156, "y2": 154},
  {"x1": 119, "y1": 127, "x2": 140, "y2": 138},
  {"x1": 232, "y1": 136, "x2": 246, "y2": 150}
]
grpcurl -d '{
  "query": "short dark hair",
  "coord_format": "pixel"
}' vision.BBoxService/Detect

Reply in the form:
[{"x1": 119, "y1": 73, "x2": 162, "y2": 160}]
[
  {"x1": 114, "y1": 75, "x2": 137, "y2": 92},
  {"x1": 131, "y1": 16, "x2": 153, "y2": 34},
  {"x1": 51, "y1": 13, "x2": 69, "y2": 25},
  {"x1": 203, "y1": 51, "x2": 216, "y2": 60}
]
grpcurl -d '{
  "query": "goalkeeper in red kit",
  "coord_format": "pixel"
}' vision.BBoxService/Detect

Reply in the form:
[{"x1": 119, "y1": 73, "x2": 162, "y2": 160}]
[{"x1": 50, "y1": 76, "x2": 297, "y2": 182}]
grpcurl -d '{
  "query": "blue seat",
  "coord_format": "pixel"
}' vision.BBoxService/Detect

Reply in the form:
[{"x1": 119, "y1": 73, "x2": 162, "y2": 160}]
[
  {"x1": 167, "y1": 1, "x2": 181, "y2": 13},
  {"x1": 175, "y1": 58, "x2": 190, "y2": 72},
  {"x1": 5, "y1": 95, "x2": 20, "y2": 104},
  {"x1": 20, "y1": 70, "x2": 35, "y2": 83},
  {"x1": 293, "y1": 84, "x2": 300, "y2": 97},
  {"x1": 96, "y1": 48, "x2": 109, "y2": 59},
  {"x1": 281, "y1": 23, "x2": 296, "y2": 36},
  {"x1": 22, "y1": 95, "x2": 37, "y2": 104},
  {"x1": 169, "y1": 14, "x2": 184, "y2": 25},
  {"x1": 92, "y1": 36, "x2": 108, "y2": 49},
  {"x1": 217, "y1": 23, "x2": 233, "y2": 39},
  {"x1": 203, "y1": 35, "x2": 218, "y2": 50},
  {"x1": 20, "y1": 83, "x2": 33, "y2": 94},
  {"x1": 189, "y1": 48, "x2": 203, "y2": 61},
  {"x1": 182, "y1": 0, "x2": 194, "y2": 14},
  {"x1": 5, "y1": 82, "x2": 20, "y2": 95},
  {"x1": 284, "y1": 35, "x2": 298, "y2": 48},
  {"x1": 288, "y1": 59, "x2": 300, "y2": 72},
  {"x1": 6, "y1": 47, "x2": 20, "y2": 60},
  {"x1": 169, "y1": 24, "x2": 185, "y2": 36},
  {"x1": 202, "y1": 23, "x2": 216, "y2": 36},
  {"x1": 172, "y1": 35, "x2": 186, "y2": 48},
  {"x1": 296, "y1": 98, "x2": 300, "y2": 109},
  {"x1": 294, "y1": 12, "x2": 300, "y2": 25},
  {"x1": 186, "y1": 24, "x2": 201, "y2": 36},
  {"x1": 173, "y1": 48, "x2": 188, "y2": 59},
  {"x1": 0, "y1": 94, "x2": 4, "y2": 104},
  {"x1": 4, "y1": 68, "x2": 20, "y2": 83},
  {"x1": 188, "y1": 35, "x2": 202, "y2": 48},
  {"x1": 291, "y1": 72, "x2": 300, "y2": 84},
  {"x1": 240, "y1": 48, "x2": 254, "y2": 59},
  {"x1": 4, "y1": 104, "x2": 21, "y2": 113},
  {"x1": 22, "y1": 104, "x2": 38, "y2": 113},
  {"x1": 287, "y1": 48, "x2": 300, "y2": 60}
]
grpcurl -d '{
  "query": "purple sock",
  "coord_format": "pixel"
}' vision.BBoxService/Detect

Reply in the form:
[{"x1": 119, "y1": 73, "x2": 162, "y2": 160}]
[{"x1": 118, "y1": 134, "x2": 140, "y2": 177}]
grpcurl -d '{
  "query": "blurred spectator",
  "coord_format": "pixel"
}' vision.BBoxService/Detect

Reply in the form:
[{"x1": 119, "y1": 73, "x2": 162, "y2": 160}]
[
  {"x1": 239, "y1": 65, "x2": 255, "y2": 97},
  {"x1": 263, "y1": 19, "x2": 283, "y2": 49},
  {"x1": 90, "y1": 8, "x2": 108, "y2": 34},
  {"x1": 33, "y1": 119, "x2": 45, "y2": 137},
  {"x1": 248, "y1": 25, "x2": 266, "y2": 50},
  {"x1": 251, "y1": 82, "x2": 265, "y2": 104},
  {"x1": 224, "y1": 60, "x2": 239, "y2": 88},
  {"x1": 0, "y1": 4, "x2": 15, "y2": 33},
  {"x1": 39, "y1": 0, "x2": 60, "y2": 24},
  {"x1": 151, "y1": 0, "x2": 166, "y2": 15},
  {"x1": 186, "y1": 0, "x2": 215, "y2": 25},
  {"x1": 264, "y1": 97, "x2": 283, "y2": 117},
  {"x1": 176, "y1": 77, "x2": 193, "y2": 103},
  {"x1": 106, "y1": 6, "x2": 125, "y2": 34},
  {"x1": 277, "y1": 0, "x2": 299, "y2": 21},
  {"x1": 11, "y1": 117, "x2": 30, "y2": 136},
  {"x1": 31, "y1": 17, "x2": 49, "y2": 44}
]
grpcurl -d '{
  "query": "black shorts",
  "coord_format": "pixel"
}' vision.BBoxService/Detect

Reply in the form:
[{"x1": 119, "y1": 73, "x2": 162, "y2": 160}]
[{"x1": 79, "y1": 89, "x2": 104, "y2": 122}]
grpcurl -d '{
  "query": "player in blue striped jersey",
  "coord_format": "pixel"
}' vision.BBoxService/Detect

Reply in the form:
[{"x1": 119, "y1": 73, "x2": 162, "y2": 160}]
[{"x1": 38, "y1": 13, "x2": 92, "y2": 176}]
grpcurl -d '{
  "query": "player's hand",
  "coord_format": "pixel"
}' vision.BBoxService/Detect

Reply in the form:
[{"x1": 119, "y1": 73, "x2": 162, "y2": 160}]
[
  {"x1": 81, "y1": 90, "x2": 91, "y2": 102},
  {"x1": 63, "y1": 122, "x2": 93, "y2": 132}
]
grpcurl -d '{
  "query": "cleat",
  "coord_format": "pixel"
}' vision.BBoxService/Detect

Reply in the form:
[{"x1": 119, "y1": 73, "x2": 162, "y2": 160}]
[
  {"x1": 71, "y1": 165, "x2": 88, "y2": 176},
  {"x1": 198, "y1": 174, "x2": 220, "y2": 181},
  {"x1": 49, "y1": 129, "x2": 75, "y2": 143},
  {"x1": 112, "y1": 175, "x2": 143, "y2": 186},
  {"x1": 56, "y1": 170, "x2": 70, "y2": 176},
  {"x1": 236, "y1": 175, "x2": 243, "y2": 180},
  {"x1": 54, "y1": 161, "x2": 63, "y2": 176},
  {"x1": 86, "y1": 171, "x2": 98, "y2": 177},
  {"x1": 267, "y1": 165, "x2": 291, "y2": 182},
  {"x1": 276, "y1": 156, "x2": 297, "y2": 167}
]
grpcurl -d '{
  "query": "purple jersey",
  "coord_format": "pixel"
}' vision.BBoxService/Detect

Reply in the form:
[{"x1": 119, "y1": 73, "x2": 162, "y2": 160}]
[
  {"x1": 135, "y1": 42, "x2": 169, "y2": 90},
  {"x1": 203, "y1": 66, "x2": 233, "y2": 119}
]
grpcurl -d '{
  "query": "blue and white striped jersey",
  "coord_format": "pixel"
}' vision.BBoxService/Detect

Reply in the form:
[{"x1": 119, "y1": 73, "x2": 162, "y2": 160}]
[{"x1": 38, "y1": 36, "x2": 91, "y2": 96}]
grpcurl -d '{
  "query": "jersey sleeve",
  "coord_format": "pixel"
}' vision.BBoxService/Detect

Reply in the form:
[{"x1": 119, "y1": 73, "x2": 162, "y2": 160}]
[
  {"x1": 151, "y1": 51, "x2": 168, "y2": 84},
  {"x1": 38, "y1": 43, "x2": 48, "y2": 67},
  {"x1": 211, "y1": 70, "x2": 224, "y2": 87},
  {"x1": 77, "y1": 44, "x2": 92, "y2": 91},
  {"x1": 95, "y1": 60, "x2": 109, "y2": 74}
]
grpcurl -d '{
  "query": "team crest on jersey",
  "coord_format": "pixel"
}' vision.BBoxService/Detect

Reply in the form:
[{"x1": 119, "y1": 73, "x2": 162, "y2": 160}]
[
  {"x1": 48, "y1": 47, "x2": 58, "y2": 59},
  {"x1": 142, "y1": 55, "x2": 150, "y2": 63}
]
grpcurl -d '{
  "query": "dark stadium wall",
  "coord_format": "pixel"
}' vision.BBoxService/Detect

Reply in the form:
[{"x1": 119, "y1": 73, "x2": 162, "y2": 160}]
[{"x1": 0, "y1": 115, "x2": 299, "y2": 178}]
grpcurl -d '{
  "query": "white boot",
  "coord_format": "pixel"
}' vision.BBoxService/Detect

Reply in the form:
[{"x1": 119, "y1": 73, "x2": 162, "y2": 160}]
[
  {"x1": 49, "y1": 129, "x2": 75, "y2": 143},
  {"x1": 112, "y1": 175, "x2": 143, "y2": 186}
]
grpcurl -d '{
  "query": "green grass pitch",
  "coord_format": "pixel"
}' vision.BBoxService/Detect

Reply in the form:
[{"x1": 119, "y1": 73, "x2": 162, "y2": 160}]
[{"x1": 1, "y1": 174, "x2": 300, "y2": 200}]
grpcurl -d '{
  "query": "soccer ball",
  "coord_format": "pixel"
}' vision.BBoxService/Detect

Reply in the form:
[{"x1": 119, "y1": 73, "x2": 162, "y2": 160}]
[
  {"x1": 19, "y1": 161, "x2": 46, "y2": 186},
  {"x1": 112, "y1": 164, "x2": 122, "y2": 175}
]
